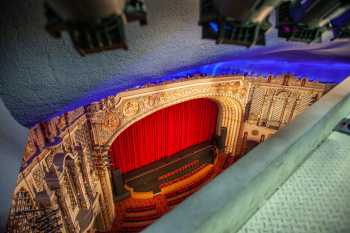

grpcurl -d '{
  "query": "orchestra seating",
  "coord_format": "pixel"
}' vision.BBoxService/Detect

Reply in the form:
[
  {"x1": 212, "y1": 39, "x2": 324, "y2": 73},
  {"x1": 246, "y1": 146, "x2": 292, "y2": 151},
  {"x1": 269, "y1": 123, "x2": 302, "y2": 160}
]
[
  {"x1": 124, "y1": 142, "x2": 215, "y2": 193},
  {"x1": 115, "y1": 199, "x2": 160, "y2": 233},
  {"x1": 164, "y1": 168, "x2": 215, "y2": 208},
  {"x1": 111, "y1": 163, "x2": 217, "y2": 233},
  {"x1": 159, "y1": 162, "x2": 207, "y2": 188},
  {"x1": 106, "y1": 147, "x2": 237, "y2": 233}
]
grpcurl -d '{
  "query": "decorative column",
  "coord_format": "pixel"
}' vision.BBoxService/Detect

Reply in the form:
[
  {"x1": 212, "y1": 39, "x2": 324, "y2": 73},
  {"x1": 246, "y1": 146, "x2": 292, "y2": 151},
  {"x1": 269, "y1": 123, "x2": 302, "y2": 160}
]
[
  {"x1": 70, "y1": 157, "x2": 90, "y2": 209},
  {"x1": 45, "y1": 165, "x2": 77, "y2": 233},
  {"x1": 75, "y1": 145, "x2": 96, "y2": 205},
  {"x1": 84, "y1": 104, "x2": 116, "y2": 231},
  {"x1": 92, "y1": 148, "x2": 115, "y2": 231}
]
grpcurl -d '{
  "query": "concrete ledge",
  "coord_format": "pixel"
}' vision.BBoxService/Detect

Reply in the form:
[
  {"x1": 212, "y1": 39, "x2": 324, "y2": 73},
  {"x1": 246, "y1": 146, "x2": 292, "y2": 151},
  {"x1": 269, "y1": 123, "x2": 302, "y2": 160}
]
[{"x1": 142, "y1": 76, "x2": 350, "y2": 233}]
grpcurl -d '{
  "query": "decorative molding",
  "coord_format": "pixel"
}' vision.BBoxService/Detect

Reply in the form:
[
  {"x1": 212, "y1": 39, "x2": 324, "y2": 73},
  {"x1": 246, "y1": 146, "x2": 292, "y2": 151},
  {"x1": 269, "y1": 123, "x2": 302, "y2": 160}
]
[
  {"x1": 87, "y1": 78, "x2": 248, "y2": 153},
  {"x1": 32, "y1": 166, "x2": 45, "y2": 192}
]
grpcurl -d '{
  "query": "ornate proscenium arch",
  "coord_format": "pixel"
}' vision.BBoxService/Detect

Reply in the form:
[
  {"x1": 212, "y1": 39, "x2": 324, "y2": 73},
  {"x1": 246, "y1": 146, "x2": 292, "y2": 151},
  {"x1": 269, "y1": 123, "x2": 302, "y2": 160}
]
[
  {"x1": 79, "y1": 75, "x2": 329, "y2": 230},
  {"x1": 86, "y1": 77, "x2": 247, "y2": 156}
]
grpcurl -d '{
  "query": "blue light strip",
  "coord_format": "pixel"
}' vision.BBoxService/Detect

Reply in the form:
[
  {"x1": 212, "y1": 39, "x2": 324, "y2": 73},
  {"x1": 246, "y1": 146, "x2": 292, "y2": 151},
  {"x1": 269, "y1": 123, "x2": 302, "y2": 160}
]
[
  {"x1": 24, "y1": 33, "x2": 350, "y2": 129},
  {"x1": 35, "y1": 57, "x2": 349, "y2": 127}
]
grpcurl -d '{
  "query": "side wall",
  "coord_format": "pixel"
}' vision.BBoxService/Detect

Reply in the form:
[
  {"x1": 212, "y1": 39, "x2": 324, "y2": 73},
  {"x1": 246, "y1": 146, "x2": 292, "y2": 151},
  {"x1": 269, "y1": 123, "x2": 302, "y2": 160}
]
[{"x1": 0, "y1": 99, "x2": 28, "y2": 232}]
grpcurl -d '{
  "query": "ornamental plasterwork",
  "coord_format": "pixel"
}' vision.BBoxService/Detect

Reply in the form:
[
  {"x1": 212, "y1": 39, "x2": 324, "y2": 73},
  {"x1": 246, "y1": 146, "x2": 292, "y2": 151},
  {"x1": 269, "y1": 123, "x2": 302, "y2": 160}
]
[
  {"x1": 7, "y1": 75, "x2": 333, "y2": 233},
  {"x1": 85, "y1": 75, "x2": 330, "y2": 151},
  {"x1": 87, "y1": 78, "x2": 248, "y2": 148},
  {"x1": 57, "y1": 115, "x2": 66, "y2": 131},
  {"x1": 103, "y1": 110, "x2": 121, "y2": 129},
  {"x1": 17, "y1": 75, "x2": 329, "y2": 165},
  {"x1": 144, "y1": 94, "x2": 161, "y2": 107},
  {"x1": 46, "y1": 152, "x2": 54, "y2": 168},
  {"x1": 122, "y1": 101, "x2": 140, "y2": 117},
  {"x1": 32, "y1": 166, "x2": 45, "y2": 192},
  {"x1": 23, "y1": 139, "x2": 36, "y2": 161}
]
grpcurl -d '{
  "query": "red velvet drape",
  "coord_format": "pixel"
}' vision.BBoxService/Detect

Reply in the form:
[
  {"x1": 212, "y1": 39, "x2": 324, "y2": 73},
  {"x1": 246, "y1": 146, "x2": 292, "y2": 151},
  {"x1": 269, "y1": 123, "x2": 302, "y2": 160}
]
[{"x1": 109, "y1": 98, "x2": 218, "y2": 173}]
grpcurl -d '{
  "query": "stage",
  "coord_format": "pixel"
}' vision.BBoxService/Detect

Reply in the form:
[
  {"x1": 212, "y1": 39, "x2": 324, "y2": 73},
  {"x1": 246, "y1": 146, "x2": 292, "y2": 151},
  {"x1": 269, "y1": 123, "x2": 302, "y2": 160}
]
[{"x1": 122, "y1": 142, "x2": 216, "y2": 193}]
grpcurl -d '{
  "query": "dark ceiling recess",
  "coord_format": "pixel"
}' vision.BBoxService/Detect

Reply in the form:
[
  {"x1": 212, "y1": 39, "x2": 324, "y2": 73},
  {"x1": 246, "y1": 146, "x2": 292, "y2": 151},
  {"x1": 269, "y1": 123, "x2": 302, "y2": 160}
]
[
  {"x1": 331, "y1": 6, "x2": 350, "y2": 40},
  {"x1": 43, "y1": 0, "x2": 350, "y2": 55},
  {"x1": 276, "y1": 0, "x2": 350, "y2": 43},
  {"x1": 198, "y1": 0, "x2": 350, "y2": 47},
  {"x1": 199, "y1": 0, "x2": 280, "y2": 47},
  {"x1": 45, "y1": 0, "x2": 147, "y2": 56}
]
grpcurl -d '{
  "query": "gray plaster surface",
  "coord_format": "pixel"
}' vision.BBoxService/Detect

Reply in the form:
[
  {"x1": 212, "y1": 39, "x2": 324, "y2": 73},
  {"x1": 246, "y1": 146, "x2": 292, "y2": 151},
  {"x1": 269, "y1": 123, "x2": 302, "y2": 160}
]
[
  {"x1": 0, "y1": 99, "x2": 28, "y2": 232},
  {"x1": 0, "y1": 1, "x2": 349, "y2": 127},
  {"x1": 237, "y1": 131, "x2": 350, "y2": 233}
]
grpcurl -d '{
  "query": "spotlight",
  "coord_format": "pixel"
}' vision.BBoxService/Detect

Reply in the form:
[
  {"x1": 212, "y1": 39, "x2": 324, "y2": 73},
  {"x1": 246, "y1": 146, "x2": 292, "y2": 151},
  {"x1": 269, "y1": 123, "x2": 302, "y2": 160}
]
[
  {"x1": 199, "y1": 0, "x2": 277, "y2": 47},
  {"x1": 276, "y1": 0, "x2": 350, "y2": 43},
  {"x1": 44, "y1": 0, "x2": 148, "y2": 56},
  {"x1": 124, "y1": 0, "x2": 148, "y2": 26}
]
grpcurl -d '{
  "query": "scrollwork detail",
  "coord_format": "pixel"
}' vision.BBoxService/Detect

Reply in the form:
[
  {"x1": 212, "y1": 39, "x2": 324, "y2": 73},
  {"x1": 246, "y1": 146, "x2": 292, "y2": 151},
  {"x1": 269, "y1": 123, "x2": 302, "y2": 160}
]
[{"x1": 122, "y1": 101, "x2": 140, "y2": 117}]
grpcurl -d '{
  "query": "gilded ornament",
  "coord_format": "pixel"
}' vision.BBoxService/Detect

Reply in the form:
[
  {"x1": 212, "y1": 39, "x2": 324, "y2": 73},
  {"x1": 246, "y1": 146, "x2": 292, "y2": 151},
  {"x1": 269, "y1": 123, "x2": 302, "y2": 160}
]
[
  {"x1": 145, "y1": 95, "x2": 160, "y2": 107},
  {"x1": 32, "y1": 167, "x2": 44, "y2": 192},
  {"x1": 46, "y1": 153, "x2": 54, "y2": 168},
  {"x1": 251, "y1": 130, "x2": 259, "y2": 136},
  {"x1": 103, "y1": 111, "x2": 120, "y2": 128},
  {"x1": 123, "y1": 101, "x2": 140, "y2": 117},
  {"x1": 238, "y1": 88, "x2": 247, "y2": 97},
  {"x1": 24, "y1": 140, "x2": 36, "y2": 161}
]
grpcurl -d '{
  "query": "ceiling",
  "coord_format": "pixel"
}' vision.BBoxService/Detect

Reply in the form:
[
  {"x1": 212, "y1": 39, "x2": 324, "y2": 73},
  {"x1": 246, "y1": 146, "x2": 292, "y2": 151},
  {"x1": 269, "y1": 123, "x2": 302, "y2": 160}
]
[{"x1": 0, "y1": 0, "x2": 350, "y2": 127}]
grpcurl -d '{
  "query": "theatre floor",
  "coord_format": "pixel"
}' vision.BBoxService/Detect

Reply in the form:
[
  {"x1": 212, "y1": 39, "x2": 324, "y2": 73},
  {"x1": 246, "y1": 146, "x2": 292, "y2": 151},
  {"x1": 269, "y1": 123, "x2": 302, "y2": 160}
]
[{"x1": 236, "y1": 131, "x2": 350, "y2": 233}]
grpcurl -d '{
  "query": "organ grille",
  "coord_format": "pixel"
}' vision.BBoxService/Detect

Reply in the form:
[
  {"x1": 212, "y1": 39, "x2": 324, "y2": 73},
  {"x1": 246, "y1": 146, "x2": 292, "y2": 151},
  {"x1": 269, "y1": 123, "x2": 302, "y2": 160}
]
[
  {"x1": 74, "y1": 122, "x2": 91, "y2": 148},
  {"x1": 247, "y1": 87, "x2": 320, "y2": 130},
  {"x1": 267, "y1": 91, "x2": 289, "y2": 129},
  {"x1": 63, "y1": 171, "x2": 78, "y2": 209},
  {"x1": 248, "y1": 87, "x2": 266, "y2": 123}
]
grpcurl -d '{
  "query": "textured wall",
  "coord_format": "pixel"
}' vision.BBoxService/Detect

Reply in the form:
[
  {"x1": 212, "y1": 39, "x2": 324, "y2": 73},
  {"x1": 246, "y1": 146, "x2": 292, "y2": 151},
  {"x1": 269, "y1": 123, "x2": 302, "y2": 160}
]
[
  {"x1": 0, "y1": 0, "x2": 349, "y2": 127},
  {"x1": 0, "y1": 99, "x2": 28, "y2": 232}
]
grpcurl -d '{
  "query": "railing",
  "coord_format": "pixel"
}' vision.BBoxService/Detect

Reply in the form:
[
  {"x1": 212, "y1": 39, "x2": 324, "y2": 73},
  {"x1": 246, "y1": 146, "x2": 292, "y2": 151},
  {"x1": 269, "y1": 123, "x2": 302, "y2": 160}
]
[{"x1": 142, "y1": 77, "x2": 350, "y2": 233}]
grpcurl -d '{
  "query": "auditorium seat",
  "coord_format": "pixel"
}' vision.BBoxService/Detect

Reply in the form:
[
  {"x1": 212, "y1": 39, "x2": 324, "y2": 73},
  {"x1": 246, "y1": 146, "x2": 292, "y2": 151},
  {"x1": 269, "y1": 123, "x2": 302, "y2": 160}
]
[
  {"x1": 160, "y1": 163, "x2": 207, "y2": 188},
  {"x1": 112, "y1": 161, "x2": 218, "y2": 232},
  {"x1": 125, "y1": 204, "x2": 156, "y2": 213},
  {"x1": 159, "y1": 160, "x2": 200, "y2": 181},
  {"x1": 123, "y1": 212, "x2": 160, "y2": 222},
  {"x1": 124, "y1": 209, "x2": 157, "y2": 218},
  {"x1": 164, "y1": 168, "x2": 214, "y2": 207},
  {"x1": 119, "y1": 221, "x2": 152, "y2": 233}
]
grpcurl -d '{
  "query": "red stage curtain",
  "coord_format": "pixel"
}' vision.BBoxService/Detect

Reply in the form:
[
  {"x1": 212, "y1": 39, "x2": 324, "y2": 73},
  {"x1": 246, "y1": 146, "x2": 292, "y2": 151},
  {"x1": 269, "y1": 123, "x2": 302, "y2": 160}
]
[{"x1": 109, "y1": 98, "x2": 218, "y2": 173}]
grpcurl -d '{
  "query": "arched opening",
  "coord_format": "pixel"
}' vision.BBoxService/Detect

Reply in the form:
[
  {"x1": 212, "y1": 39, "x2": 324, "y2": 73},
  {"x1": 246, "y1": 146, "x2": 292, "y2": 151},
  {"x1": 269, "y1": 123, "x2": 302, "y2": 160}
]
[
  {"x1": 105, "y1": 97, "x2": 243, "y2": 232},
  {"x1": 109, "y1": 98, "x2": 219, "y2": 173}
]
